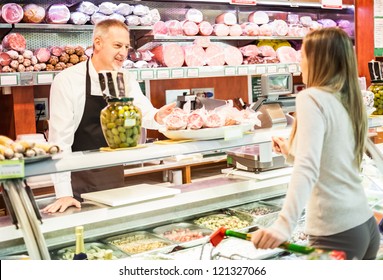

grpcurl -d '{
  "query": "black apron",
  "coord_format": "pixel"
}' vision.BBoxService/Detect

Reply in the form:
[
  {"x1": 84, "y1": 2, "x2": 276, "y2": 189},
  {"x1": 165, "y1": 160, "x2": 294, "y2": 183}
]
[{"x1": 71, "y1": 59, "x2": 124, "y2": 200}]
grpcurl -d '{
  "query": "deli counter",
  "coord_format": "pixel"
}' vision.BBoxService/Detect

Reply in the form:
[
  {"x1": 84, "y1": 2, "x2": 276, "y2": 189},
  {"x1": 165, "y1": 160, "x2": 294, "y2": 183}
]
[{"x1": 0, "y1": 126, "x2": 292, "y2": 260}]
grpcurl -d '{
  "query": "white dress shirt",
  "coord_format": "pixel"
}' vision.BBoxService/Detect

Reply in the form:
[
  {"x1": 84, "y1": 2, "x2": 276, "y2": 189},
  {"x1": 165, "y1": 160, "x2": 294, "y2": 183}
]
[{"x1": 49, "y1": 60, "x2": 160, "y2": 198}]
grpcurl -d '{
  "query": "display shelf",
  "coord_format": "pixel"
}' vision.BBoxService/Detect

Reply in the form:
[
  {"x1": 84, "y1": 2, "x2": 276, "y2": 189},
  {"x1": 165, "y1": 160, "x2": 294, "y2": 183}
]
[
  {"x1": 0, "y1": 62, "x2": 300, "y2": 87},
  {"x1": 24, "y1": 126, "x2": 291, "y2": 178}
]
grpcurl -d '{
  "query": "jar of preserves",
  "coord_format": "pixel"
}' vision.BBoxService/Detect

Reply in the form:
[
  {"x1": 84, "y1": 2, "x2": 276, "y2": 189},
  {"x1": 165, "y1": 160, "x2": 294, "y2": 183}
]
[
  {"x1": 100, "y1": 97, "x2": 142, "y2": 148},
  {"x1": 369, "y1": 82, "x2": 383, "y2": 115}
]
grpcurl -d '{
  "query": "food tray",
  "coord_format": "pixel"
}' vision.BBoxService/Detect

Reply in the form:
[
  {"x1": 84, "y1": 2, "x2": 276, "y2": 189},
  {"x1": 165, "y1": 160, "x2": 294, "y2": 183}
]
[
  {"x1": 159, "y1": 123, "x2": 253, "y2": 141},
  {"x1": 152, "y1": 222, "x2": 212, "y2": 248},
  {"x1": 50, "y1": 242, "x2": 128, "y2": 260},
  {"x1": 102, "y1": 231, "x2": 175, "y2": 256},
  {"x1": 192, "y1": 213, "x2": 252, "y2": 231},
  {"x1": 229, "y1": 202, "x2": 281, "y2": 228}
]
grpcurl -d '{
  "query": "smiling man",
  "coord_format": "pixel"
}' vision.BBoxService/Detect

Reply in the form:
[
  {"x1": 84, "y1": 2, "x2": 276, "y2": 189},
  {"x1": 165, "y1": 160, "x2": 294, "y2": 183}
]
[{"x1": 44, "y1": 19, "x2": 175, "y2": 213}]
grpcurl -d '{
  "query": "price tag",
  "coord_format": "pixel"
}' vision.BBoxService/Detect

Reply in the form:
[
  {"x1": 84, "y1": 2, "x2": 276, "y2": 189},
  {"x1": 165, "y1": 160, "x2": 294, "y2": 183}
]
[
  {"x1": 224, "y1": 126, "x2": 243, "y2": 141},
  {"x1": 157, "y1": 69, "x2": 170, "y2": 79},
  {"x1": 321, "y1": 0, "x2": 342, "y2": 9},
  {"x1": 140, "y1": 70, "x2": 155, "y2": 80},
  {"x1": 237, "y1": 66, "x2": 249, "y2": 75},
  {"x1": 256, "y1": 66, "x2": 266, "y2": 74},
  {"x1": 267, "y1": 65, "x2": 277, "y2": 73},
  {"x1": 37, "y1": 73, "x2": 54, "y2": 84},
  {"x1": 288, "y1": 64, "x2": 298, "y2": 73},
  {"x1": 128, "y1": 70, "x2": 139, "y2": 81},
  {"x1": 230, "y1": 0, "x2": 257, "y2": 5},
  {"x1": 0, "y1": 74, "x2": 18, "y2": 86},
  {"x1": 171, "y1": 68, "x2": 184, "y2": 78},
  {"x1": 278, "y1": 67, "x2": 287, "y2": 73},
  {"x1": 187, "y1": 68, "x2": 199, "y2": 77},
  {"x1": 225, "y1": 66, "x2": 236, "y2": 76},
  {"x1": 0, "y1": 160, "x2": 25, "y2": 179}
]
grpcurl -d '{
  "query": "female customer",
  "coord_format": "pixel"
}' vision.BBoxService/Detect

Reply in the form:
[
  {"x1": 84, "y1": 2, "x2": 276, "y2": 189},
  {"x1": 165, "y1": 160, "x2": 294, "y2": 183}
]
[{"x1": 251, "y1": 28, "x2": 380, "y2": 260}]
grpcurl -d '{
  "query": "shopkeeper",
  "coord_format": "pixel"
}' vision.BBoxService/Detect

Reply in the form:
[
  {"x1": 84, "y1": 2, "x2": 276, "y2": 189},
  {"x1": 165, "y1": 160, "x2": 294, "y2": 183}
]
[{"x1": 42, "y1": 19, "x2": 175, "y2": 214}]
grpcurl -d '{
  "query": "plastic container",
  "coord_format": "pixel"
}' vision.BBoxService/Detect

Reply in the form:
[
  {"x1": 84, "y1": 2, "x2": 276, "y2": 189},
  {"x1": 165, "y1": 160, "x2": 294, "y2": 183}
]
[
  {"x1": 100, "y1": 97, "x2": 142, "y2": 148},
  {"x1": 368, "y1": 82, "x2": 383, "y2": 115}
]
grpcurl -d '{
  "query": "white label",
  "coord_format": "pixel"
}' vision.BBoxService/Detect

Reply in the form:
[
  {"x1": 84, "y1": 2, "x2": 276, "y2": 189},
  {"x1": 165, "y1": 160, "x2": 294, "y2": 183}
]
[
  {"x1": 187, "y1": 68, "x2": 199, "y2": 77},
  {"x1": 124, "y1": 119, "x2": 136, "y2": 127},
  {"x1": 237, "y1": 66, "x2": 249, "y2": 75},
  {"x1": 37, "y1": 73, "x2": 54, "y2": 84},
  {"x1": 171, "y1": 68, "x2": 184, "y2": 78},
  {"x1": 224, "y1": 126, "x2": 243, "y2": 141},
  {"x1": 0, "y1": 74, "x2": 18, "y2": 86},
  {"x1": 267, "y1": 65, "x2": 277, "y2": 73},
  {"x1": 288, "y1": 64, "x2": 298, "y2": 73},
  {"x1": 157, "y1": 69, "x2": 170, "y2": 79},
  {"x1": 278, "y1": 67, "x2": 287, "y2": 73},
  {"x1": 0, "y1": 160, "x2": 24, "y2": 179},
  {"x1": 321, "y1": 0, "x2": 342, "y2": 9},
  {"x1": 140, "y1": 70, "x2": 155, "y2": 80},
  {"x1": 256, "y1": 66, "x2": 266, "y2": 74},
  {"x1": 129, "y1": 70, "x2": 139, "y2": 80},
  {"x1": 225, "y1": 67, "x2": 236, "y2": 76}
]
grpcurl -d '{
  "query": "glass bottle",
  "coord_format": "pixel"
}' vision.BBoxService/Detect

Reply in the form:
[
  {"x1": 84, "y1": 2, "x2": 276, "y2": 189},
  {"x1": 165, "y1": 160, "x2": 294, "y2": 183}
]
[{"x1": 100, "y1": 97, "x2": 142, "y2": 149}]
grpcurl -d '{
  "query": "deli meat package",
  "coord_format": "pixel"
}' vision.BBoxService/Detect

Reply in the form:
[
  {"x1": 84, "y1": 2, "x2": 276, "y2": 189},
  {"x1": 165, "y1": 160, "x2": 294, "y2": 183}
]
[{"x1": 45, "y1": 4, "x2": 70, "y2": 24}]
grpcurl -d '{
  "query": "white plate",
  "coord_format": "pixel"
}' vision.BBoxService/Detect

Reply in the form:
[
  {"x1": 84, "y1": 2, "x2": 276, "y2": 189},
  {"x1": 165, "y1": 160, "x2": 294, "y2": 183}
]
[{"x1": 159, "y1": 123, "x2": 253, "y2": 141}]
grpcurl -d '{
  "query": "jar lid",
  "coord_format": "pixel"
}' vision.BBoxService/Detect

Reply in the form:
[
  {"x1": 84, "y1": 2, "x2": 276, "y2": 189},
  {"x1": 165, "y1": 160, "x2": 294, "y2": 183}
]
[{"x1": 107, "y1": 97, "x2": 134, "y2": 102}]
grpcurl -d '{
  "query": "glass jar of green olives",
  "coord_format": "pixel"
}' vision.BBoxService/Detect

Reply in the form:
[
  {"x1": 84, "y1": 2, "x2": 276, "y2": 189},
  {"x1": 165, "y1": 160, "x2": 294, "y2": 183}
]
[
  {"x1": 100, "y1": 97, "x2": 142, "y2": 148},
  {"x1": 369, "y1": 82, "x2": 383, "y2": 115}
]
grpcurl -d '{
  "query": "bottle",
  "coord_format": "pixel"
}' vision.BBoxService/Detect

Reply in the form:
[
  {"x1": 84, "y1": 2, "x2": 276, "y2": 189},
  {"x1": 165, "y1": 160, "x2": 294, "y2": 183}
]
[
  {"x1": 368, "y1": 82, "x2": 383, "y2": 115},
  {"x1": 100, "y1": 97, "x2": 142, "y2": 149},
  {"x1": 73, "y1": 226, "x2": 87, "y2": 260}
]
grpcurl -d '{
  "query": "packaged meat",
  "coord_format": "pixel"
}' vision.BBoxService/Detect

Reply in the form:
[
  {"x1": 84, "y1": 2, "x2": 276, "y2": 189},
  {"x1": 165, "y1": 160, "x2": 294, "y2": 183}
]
[
  {"x1": 271, "y1": 20, "x2": 288, "y2": 36},
  {"x1": 239, "y1": 45, "x2": 260, "y2": 57},
  {"x1": 224, "y1": 46, "x2": 243, "y2": 66},
  {"x1": 98, "y1": 2, "x2": 117, "y2": 15},
  {"x1": 258, "y1": 45, "x2": 276, "y2": 58},
  {"x1": 193, "y1": 37, "x2": 211, "y2": 48},
  {"x1": 150, "y1": 9, "x2": 161, "y2": 24},
  {"x1": 151, "y1": 43, "x2": 184, "y2": 67},
  {"x1": 45, "y1": 4, "x2": 70, "y2": 24},
  {"x1": 69, "y1": 12, "x2": 90, "y2": 25},
  {"x1": 258, "y1": 23, "x2": 273, "y2": 36},
  {"x1": 153, "y1": 21, "x2": 168, "y2": 35},
  {"x1": 152, "y1": 223, "x2": 212, "y2": 247},
  {"x1": 76, "y1": 1, "x2": 99, "y2": 16},
  {"x1": 185, "y1": 8, "x2": 203, "y2": 24},
  {"x1": 91, "y1": 12, "x2": 109, "y2": 25},
  {"x1": 215, "y1": 12, "x2": 237, "y2": 26},
  {"x1": 0, "y1": 52, "x2": 11, "y2": 67},
  {"x1": 212, "y1": 24, "x2": 230, "y2": 36},
  {"x1": 205, "y1": 44, "x2": 225, "y2": 66},
  {"x1": 109, "y1": 13, "x2": 125, "y2": 23},
  {"x1": 2, "y1": 33, "x2": 26, "y2": 52},
  {"x1": 50, "y1": 242, "x2": 128, "y2": 260},
  {"x1": 1, "y1": 3, "x2": 23, "y2": 24},
  {"x1": 241, "y1": 22, "x2": 259, "y2": 36},
  {"x1": 125, "y1": 15, "x2": 140, "y2": 26},
  {"x1": 115, "y1": 3, "x2": 132, "y2": 16},
  {"x1": 248, "y1": 11, "x2": 269, "y2": 25},
  {"x1": 198, "y1": 21, "x2": 213, "y2": 36},
  {"x1": 133, "y1": 4, "x2": 149, "y2": 16},
  {"x1": 22, "y1": 4, "x2": 45, "y2": 24},
  {"x1": 165, "y1": 20, "x2": 183, "y2": 36},
  {"x1": 182, "y1": 21, "x2": 199, "y2": 36},
  {"x1": 139, "y1": 14, "x2": 152, "y2": 26},
  {"x1": 183, "y1": 45, "x2": 206, "y2": 67},
  {"x1": 276, "y1": 46, "x2": 299, "y2": 63},
  {"x1": 299, "y1": 16, "x2": 313, "y2": 27},
  {"x1": 103, "y1": 231, "x2": 174, "y2": 255},
  {"x1": 164, "y1": 108, "x2": 188, "y2": 130},
  {"x1": 317, "y1": 18, "x2": 337, "y2": 28},
  {"x1": 229, "y1": 24, "x2": 242, "y2": 36}
]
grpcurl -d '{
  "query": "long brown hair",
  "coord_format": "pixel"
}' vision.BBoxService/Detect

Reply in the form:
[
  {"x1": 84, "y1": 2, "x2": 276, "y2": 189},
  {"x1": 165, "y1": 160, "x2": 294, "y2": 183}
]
[{"x1": 292, "y1": 27, "x2": 366, "y2": 167}]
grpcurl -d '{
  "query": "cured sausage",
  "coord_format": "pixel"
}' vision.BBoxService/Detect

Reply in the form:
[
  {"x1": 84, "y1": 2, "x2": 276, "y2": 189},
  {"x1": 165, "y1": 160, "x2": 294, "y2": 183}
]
[
  {"x1": 198, "y1": 21, "x2": 213, "y2": 36},
  {"x1": 205, "y1": 44, "x2": 225, "y2": 66},
  {"x1": 2, "y1": 3, "x2": 24, "y2": 24},
  {"x1": 224, "y1": 46, "x2": 243, "y2": 66},
  {"x1": 151, "y1": 43, "x2": 184, "y2": 67},
  {"x1": 2, "y1": 33, "x2": 26, "y2": 53},
  {"x1": 183, "y1": 45, "x2": 206, "y2": 67}
]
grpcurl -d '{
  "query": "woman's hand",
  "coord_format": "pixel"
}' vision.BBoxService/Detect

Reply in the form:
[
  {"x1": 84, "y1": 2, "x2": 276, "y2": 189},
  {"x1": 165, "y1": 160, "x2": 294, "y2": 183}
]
[
  {"x1": 41, "y1": 196, "x2": 81, "y2": 213},
  {"x1": 251, "y1": 228, "x2": 285, "y2": 249},
  {"x1": 155, "y1": 102, "x2": 176, "y2": 124},
  {"x1": 272, "y1": 136, "x2": 289, "y2": 156}
]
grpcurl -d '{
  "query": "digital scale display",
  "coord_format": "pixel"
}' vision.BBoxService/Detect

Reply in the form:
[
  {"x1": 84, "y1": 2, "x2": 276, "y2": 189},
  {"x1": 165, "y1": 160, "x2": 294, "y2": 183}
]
[{"x1": 261, "y1": 73, "x2": 293, "y2": 97}]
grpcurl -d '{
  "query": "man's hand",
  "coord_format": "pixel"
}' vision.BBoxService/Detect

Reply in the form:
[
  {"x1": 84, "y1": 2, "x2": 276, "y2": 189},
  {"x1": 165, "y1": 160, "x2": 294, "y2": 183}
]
[
  {"x1": 155, "y1": 102, "x2": 176, "y2": 124},
  {"x1": 42, "y1": 196, "x2": 81, "y2": 213}
]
